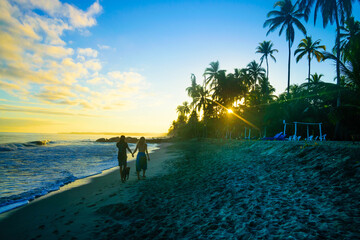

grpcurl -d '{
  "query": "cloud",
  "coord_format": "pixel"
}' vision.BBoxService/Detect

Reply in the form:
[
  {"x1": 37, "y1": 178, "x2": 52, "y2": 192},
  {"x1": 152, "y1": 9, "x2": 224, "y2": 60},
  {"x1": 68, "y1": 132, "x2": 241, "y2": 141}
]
[
  {"x1": 77, "y1": 48, "x2": 98, "y2": 58},
  {"x1": 36, "y1": 85, "x2": 76, "y2": 103},
  {"x1": 64, "y1": 1, "x2": 102, "y2": 28},
  {"x1": 0, "y1": 104, "x2": 98, "y2": 117},
  {"x1": 108, "y1": 71, "x2": 145, "y2": 85},
  {"x1": 97, "y1": 44, "x2": 111, "y2": 50},
  {"x1": 87, "y1": 76, "x2": 113, "y2": 86},
  {"x1": 0, "y1": 80, "x2": 22, "y2": 92},
  {"x1": 0, "y1": 0, "x2": 151, "y2": 115},
  {"x1": 0, "y1": 32, "x2": 23, "y2": 61},
  {"x1": 0, "y1": 64, "x2": 59, "y2": 84},
  {"x1": 84, "y1": 59, "x2": 102, "y2": 71},
  {"x1": 11, "y1": 0, "x2": 102, "y2": 28}
]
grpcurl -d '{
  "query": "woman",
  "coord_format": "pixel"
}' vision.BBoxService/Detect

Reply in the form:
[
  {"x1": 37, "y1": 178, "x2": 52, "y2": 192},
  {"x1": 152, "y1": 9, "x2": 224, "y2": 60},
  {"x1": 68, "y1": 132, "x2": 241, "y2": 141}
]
[
  {"x1": 133, "y1": 137, "x2": 150, "y2": 180},
  {"x1": 116, "y1": 135, "x2": 133, "y2": 181}
]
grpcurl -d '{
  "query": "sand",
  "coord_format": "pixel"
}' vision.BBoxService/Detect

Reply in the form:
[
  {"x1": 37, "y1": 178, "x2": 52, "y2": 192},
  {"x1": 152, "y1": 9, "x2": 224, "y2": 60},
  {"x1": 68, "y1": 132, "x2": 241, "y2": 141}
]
[
  {"x1": 0, "y1": 143, "x2": 177, "y2": 240},
  {"x1": 1, "y1": 140, "x2": 360, "y2": 239}
]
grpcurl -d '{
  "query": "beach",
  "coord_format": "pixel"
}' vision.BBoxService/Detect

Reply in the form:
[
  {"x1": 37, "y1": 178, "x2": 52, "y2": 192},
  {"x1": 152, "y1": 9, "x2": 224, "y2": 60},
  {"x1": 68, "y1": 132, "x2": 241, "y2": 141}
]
[{"x1": 1, "y1": 140, "x2": 360, "y2": 239}]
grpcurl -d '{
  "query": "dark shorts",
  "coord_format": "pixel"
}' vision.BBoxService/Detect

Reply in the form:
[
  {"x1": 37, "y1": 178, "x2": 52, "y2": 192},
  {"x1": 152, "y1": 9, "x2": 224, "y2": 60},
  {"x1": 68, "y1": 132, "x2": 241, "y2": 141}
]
[
  {"x1": 136, "y1": 152, "x2": 147, "y2": 172},
  {"x1": 118, "y1": 155, "x2": 127, "y2": 167}
]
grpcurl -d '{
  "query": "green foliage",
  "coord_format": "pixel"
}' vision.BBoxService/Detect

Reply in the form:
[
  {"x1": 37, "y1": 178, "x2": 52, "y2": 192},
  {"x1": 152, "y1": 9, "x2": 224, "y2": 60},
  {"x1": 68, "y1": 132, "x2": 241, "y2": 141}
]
[{"x1": 169, "y1": 2, "x2": 360, "y2": 141}]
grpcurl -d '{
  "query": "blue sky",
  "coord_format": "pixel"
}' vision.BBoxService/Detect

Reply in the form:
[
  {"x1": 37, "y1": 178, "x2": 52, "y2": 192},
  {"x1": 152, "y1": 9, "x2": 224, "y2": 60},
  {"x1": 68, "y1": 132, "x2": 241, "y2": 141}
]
[{"x1": 0, "y1": 0, "x2": 359, "y2": 133}]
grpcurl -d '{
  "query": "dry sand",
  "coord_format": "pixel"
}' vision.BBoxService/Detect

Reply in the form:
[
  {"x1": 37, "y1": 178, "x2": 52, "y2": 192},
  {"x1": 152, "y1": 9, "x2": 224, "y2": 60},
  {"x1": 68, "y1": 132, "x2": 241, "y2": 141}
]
[{"x1": 1, "y1": 140, "x2": 360, "y2": 239}]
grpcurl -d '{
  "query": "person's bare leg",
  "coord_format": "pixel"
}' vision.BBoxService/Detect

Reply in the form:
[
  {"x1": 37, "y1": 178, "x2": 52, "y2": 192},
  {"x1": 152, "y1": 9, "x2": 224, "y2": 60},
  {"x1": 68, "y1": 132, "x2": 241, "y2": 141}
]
[
  {"x1": 142, "y1": 170, "x2": 146, "y2": 178},
  {"x1": 137, "y1": 171, "x2": 140, "y2": 180},
  {"x1": 120, "y1": 166, "x2": 123, "y2": 179}
]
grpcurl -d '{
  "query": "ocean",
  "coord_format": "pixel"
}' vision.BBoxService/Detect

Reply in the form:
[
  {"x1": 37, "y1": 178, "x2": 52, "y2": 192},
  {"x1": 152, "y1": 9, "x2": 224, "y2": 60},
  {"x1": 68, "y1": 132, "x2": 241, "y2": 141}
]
[{"x1": 0, "y1": 132, "x2": 159, "y2": 214}]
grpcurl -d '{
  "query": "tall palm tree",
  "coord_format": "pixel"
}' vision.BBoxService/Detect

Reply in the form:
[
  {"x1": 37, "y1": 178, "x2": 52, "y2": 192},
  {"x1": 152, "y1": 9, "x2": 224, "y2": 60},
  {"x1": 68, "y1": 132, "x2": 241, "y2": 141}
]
[
  {"x1": 203, "y1": 61, "x2": 220, "y2": 89},
  {"x1": 247, "y1": 61, "x2": 266, "y2": 90},
  {"x1": 186, "y1": 74, "x2": 201, "y2": 107},
  {"x1": 264, "y1": 0, "x2": 307, "y2": 94},
  {"x1": 339, "y1": 17, "x2": 360, "y2": 61},
  {"x1": 294, "y1": 36, "x2": 326, "y2": 83},
  {"x1": 297, "y1": 0, "x2": 358, "y2": 106},
  {"x1": 255, "y1": 40, "x2": 278, "y2": 79}
]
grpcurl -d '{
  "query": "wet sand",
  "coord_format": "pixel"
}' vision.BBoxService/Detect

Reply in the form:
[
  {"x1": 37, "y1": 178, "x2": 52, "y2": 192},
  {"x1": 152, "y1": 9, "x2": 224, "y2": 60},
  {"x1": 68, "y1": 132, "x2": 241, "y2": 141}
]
[{"x1": 1, "y1": 140, "x2": 359, "y2": 239}]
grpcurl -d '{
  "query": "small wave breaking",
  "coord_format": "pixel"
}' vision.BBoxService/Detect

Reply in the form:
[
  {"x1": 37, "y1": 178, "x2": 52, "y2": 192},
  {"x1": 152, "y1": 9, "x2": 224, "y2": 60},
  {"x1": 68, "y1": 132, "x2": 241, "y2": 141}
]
[{"x1": 0, "y1": 140, "x2": 51, "y2": 151}]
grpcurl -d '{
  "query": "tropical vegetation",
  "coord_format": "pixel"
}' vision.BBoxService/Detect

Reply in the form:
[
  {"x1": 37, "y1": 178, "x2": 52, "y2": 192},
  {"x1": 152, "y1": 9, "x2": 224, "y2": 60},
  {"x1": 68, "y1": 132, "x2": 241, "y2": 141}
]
[{"x1": 168, "y1": 0, "x2": 360, "y2": 141}]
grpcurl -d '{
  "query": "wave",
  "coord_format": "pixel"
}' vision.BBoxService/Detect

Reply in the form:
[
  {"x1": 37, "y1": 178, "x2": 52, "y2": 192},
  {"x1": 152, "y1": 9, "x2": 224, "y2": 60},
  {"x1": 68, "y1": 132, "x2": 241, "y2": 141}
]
[
  {"x1": 0, "y1": 140, "x2": 51, "y2": 151},
  {"x1": 0, "y1": 172, "x2": 77, "y2": 214}
]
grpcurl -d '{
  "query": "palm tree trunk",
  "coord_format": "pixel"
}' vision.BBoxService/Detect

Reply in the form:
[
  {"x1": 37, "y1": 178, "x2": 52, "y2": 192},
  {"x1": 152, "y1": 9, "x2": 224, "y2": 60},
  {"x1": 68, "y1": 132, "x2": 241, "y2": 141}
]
[
  {"x1": 335, "y1": 7, "x2": 341, "y2": 107},
  {"x1": 334, "y1": 6, "x2": 341, "y2": 140},
  {"x1": 266, "y1": 56, "x2": 269, "y2": 79},
  {"x1": 308, "y1": 53, "x2": 311, "y2": 84},
  {"x1": 287, "y1": 40, "x2": 291, "y2": 95}
]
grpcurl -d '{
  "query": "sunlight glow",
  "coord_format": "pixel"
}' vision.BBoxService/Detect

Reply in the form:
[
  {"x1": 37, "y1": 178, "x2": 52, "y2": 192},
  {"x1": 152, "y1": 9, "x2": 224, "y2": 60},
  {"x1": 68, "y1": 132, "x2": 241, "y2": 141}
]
[
  {"x1": 212, "y1": 100, "x2": 260, "y2": 130},
  {"x1": 227, "y1": 109, "x2": 233, "y2": 114}
]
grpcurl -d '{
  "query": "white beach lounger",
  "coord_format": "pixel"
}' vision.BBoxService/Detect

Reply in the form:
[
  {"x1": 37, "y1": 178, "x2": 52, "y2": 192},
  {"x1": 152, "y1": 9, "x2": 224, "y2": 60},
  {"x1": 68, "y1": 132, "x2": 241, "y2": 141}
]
[{"x1": 320, "y1": 134, "x2": 327, "y2": 141}]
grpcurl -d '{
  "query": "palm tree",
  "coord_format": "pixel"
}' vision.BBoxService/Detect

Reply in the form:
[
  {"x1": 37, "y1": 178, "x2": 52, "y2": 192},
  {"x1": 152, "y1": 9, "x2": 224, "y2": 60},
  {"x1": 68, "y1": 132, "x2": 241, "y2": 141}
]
[
  {"x1": 324, "y1": 41, "x2": 360, "y2": 93},
  {"x1": 294, "y1": 36, "x2": 326, "y2": 83},
  {"x1": 297, "y1": 0, "x2": 357, "y2": 106},
  {"x1": 256, "y1": 41, "x2": 278, "y2": 79},
  {"x1": 247, "y1": 61, "x2": 266, "y2": 90},
  {"x1": 176, "y1": 101, "x2": 190, "y2": 117},
  {"x1": 264, "y1": 0, "x2": 307, "y2": 94},
  {"x1": 186, "y1": 74, "x2": 201, "y2": 107},
  {"x1": 258, "y1": 76, "x2": 277, "y2": 104},
  {"x1": 203, "y1": 61, "x2": 220, "y2": 89},
  {"x1": 309, "y1": 72, "x2": 324, "y2": 84},
  {"x1": 339, "y1": 17, "x2": 360, "y2": 61},
  {"x1": 192, "y1": 86, "x2": 214, "y2": 120}
]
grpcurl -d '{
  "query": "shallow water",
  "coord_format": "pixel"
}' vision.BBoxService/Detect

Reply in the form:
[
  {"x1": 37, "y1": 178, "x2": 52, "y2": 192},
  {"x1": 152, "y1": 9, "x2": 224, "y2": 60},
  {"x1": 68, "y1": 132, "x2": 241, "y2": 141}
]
[{"x1": 0, "y1": 132, "x2": 158, "y2": 213}]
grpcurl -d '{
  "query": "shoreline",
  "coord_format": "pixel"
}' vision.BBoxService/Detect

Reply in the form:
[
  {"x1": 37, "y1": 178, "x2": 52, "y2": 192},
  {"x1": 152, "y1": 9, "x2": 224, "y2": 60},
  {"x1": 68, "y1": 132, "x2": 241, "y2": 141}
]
[
  {"x1": 0, "y1": 142, "x2": 160, "y2": 215},
  {"x1": 0, "y1": 142, "x2": 176, "y2": 240}
]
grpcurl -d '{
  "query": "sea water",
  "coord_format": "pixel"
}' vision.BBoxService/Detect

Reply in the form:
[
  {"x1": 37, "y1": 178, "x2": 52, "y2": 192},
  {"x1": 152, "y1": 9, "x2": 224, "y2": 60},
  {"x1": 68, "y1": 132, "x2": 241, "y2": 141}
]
[{"x1": 0, "y1": 132, "x2": 159, "y2": 214}]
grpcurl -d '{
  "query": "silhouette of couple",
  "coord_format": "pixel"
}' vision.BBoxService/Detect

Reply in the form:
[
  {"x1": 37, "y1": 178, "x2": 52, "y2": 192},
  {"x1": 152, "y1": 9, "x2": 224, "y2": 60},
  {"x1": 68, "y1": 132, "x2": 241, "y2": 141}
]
[{"x1": 116, "y1": 135, "x2": 150, "y2": 181}]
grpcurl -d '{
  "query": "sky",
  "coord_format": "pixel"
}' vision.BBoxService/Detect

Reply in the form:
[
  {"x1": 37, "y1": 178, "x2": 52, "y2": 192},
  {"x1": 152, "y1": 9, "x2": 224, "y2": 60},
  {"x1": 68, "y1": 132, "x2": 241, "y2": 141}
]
[{"x1": 1, "y1": 0, "x2": 360, "y2": 134}]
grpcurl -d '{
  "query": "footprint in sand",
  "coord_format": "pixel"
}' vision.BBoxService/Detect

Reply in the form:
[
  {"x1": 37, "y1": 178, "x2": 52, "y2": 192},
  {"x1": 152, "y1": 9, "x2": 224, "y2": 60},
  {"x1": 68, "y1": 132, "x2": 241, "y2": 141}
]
[
  {"x1": 109, "y1": 193, "x2": 117, "y2": 197},
  {"x1": 87, "y1": 203, "x2": 96, "y2": 208},
  {"x1": 55, "y1": 215, "x2": 65, "y2": 220},
  {"x1": 73, "y1": 211, "x2": 80, "y2": 215},
  {"x1": 65, "y1": 220, "x2": 73, "y2": 225},
  {"x1": 52, "y1": 230, "x2": 59, "y2": 235},
  {"x1": 38, "y1": 225, "x2": 45, "y2": 230}
]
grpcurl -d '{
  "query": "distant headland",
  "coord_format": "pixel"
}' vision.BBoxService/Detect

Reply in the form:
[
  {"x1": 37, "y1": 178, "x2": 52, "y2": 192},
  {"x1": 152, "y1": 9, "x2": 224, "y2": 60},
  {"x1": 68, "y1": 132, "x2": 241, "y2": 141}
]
[{"x1": 59, "y1": 132, "x2": 167, "y2": 137}]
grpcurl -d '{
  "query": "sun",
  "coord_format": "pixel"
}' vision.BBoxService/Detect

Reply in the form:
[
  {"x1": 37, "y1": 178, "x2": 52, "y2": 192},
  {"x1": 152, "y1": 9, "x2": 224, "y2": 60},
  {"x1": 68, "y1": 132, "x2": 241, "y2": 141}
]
[{"x1": 227, "y1": 109, "x2": 233, "y2": 114}]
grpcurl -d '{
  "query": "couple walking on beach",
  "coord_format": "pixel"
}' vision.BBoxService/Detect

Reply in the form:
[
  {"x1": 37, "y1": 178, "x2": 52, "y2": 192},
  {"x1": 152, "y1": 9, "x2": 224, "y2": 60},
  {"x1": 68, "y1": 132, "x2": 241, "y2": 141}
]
[{"x1": 116, "y1": 135, "x2": 150, "y2": 181}]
